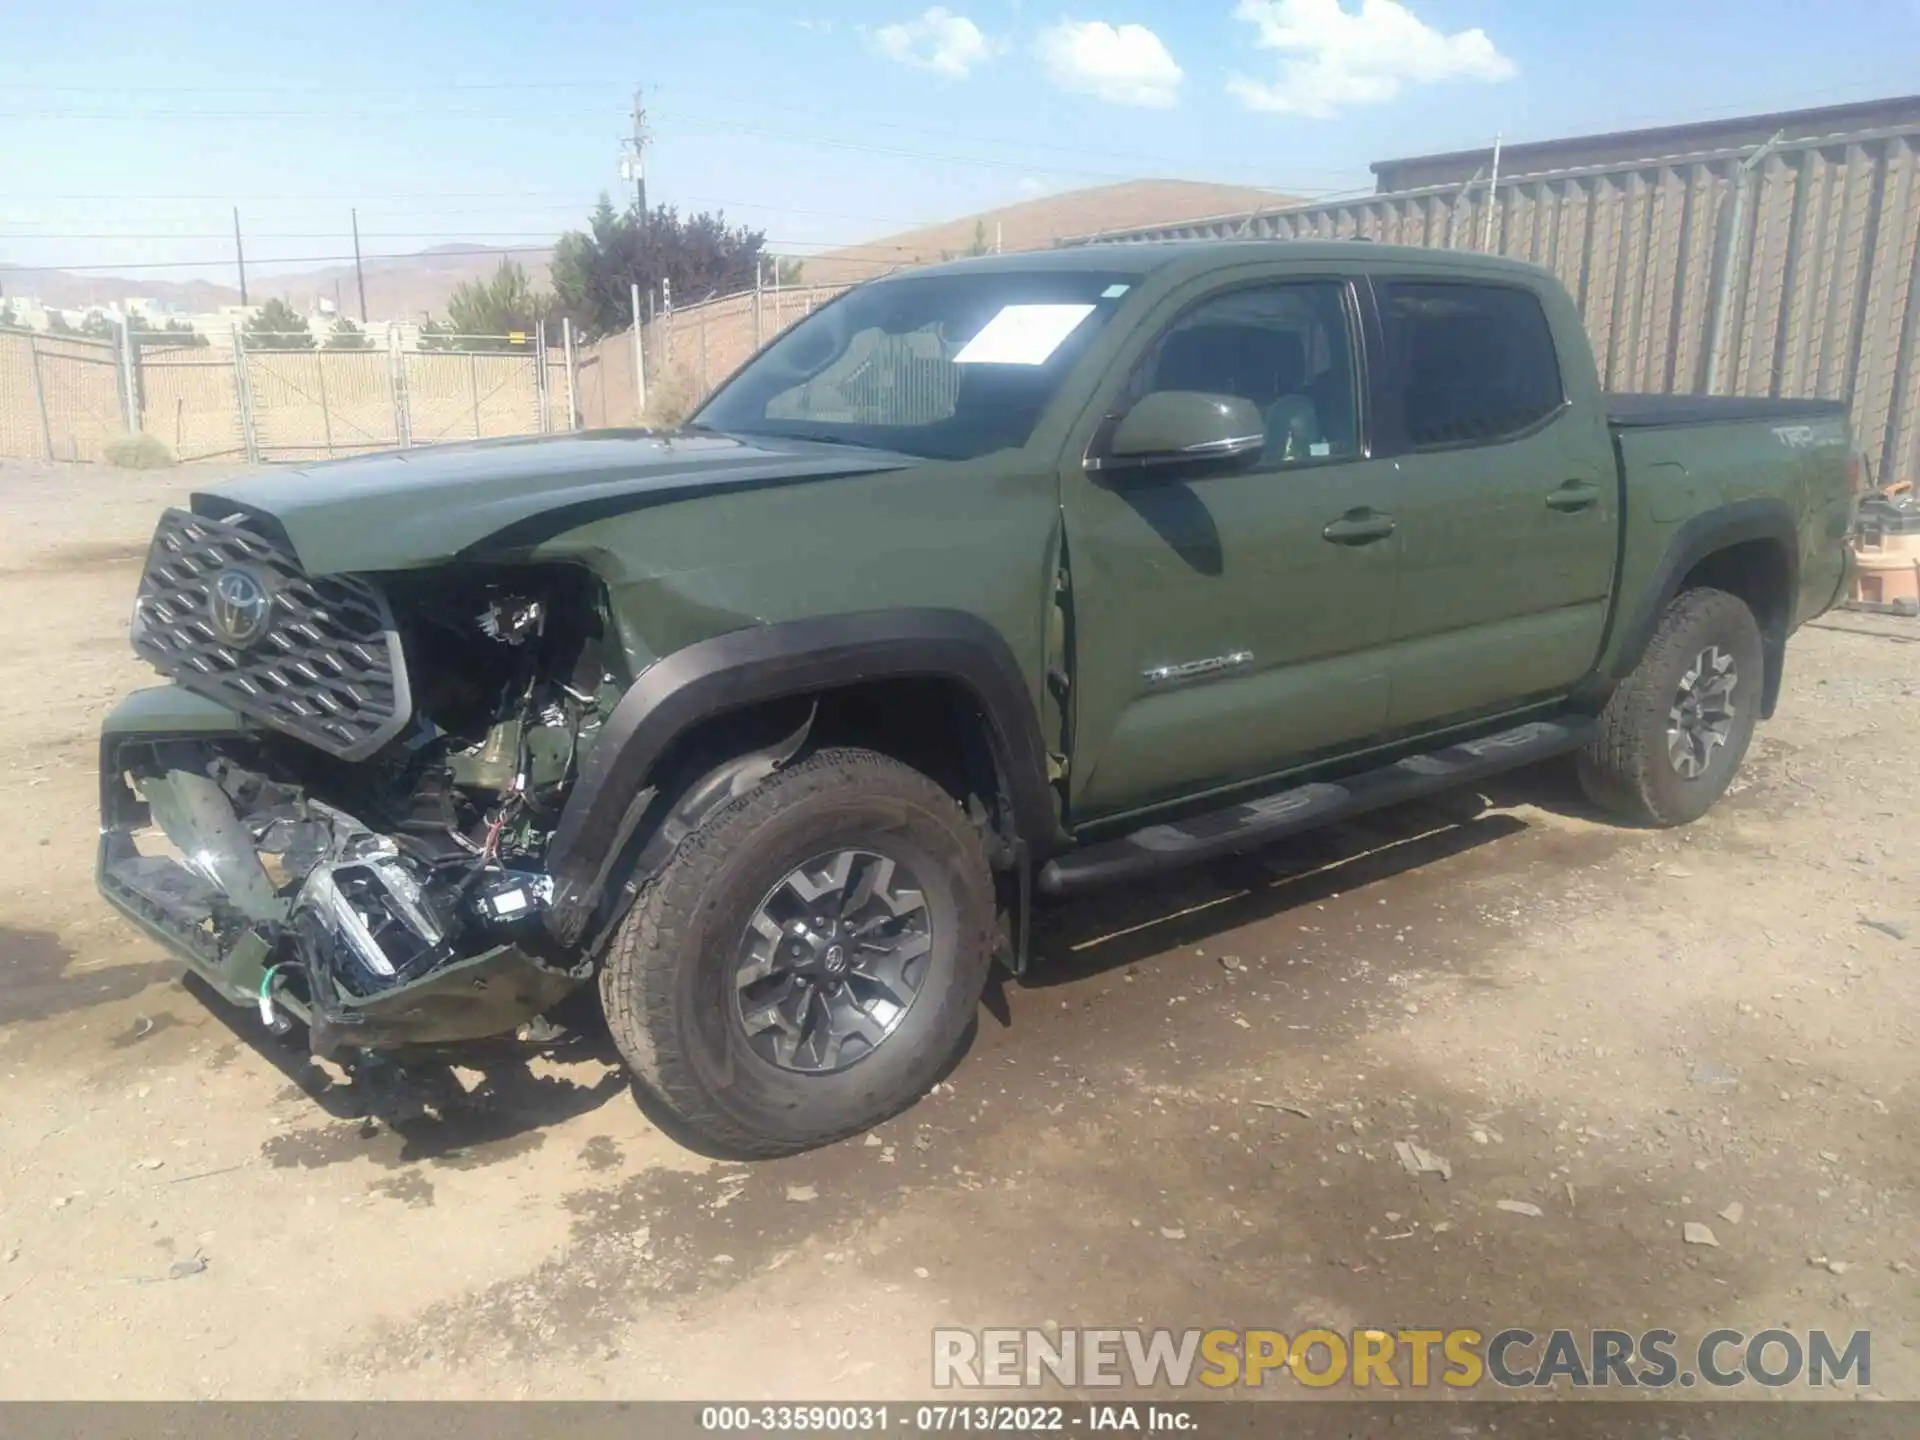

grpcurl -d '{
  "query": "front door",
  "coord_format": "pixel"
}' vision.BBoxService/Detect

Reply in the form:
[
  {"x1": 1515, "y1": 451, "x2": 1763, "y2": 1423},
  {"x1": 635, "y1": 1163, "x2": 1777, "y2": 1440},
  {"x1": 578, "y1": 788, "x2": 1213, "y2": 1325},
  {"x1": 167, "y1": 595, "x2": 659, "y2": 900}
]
[{"x1": 1060, "y1": 276, "x2": 1403, "y2": 821}]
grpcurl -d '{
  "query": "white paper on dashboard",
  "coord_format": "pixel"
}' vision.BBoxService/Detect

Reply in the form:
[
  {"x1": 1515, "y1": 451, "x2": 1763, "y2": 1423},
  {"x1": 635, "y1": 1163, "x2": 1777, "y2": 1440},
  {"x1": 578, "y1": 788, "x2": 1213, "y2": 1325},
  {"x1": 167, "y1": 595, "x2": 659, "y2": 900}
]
[{"x1": 953, "y1": 304, "x2": 1097, "y2": 365}]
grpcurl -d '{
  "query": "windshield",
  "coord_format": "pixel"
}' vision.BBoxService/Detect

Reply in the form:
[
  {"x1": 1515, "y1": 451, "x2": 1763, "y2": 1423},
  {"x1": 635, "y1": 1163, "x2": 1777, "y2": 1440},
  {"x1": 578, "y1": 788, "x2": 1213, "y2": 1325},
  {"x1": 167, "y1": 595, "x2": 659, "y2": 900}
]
[{"x1": 692, "y1": 270, "x2": 1135, "y2": 461}]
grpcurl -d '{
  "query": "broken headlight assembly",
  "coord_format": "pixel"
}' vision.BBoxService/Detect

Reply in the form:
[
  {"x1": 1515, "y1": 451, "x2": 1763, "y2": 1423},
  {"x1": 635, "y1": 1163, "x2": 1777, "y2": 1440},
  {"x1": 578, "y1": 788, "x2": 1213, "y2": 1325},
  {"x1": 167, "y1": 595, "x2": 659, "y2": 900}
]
[{"x1": 99, "y1": 563, "x2": 622, "y2": 1053}]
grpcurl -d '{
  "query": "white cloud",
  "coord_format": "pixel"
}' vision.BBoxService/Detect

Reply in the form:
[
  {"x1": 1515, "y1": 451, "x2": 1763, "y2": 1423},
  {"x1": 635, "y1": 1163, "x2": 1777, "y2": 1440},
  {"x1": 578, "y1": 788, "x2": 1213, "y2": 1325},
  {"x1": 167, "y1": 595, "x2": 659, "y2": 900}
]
[
  {"x1": 1228, "y1": 0, "x2": 1516, "y2": 119},
  {"x1": 875, "y1": 7, "x2": 992, "y2": 78},
  {"x1": 1035, "y1": 20, "x2": 1184, "y2": 108},
  {"x1": 794, "y1": 18, "x2": 834, "y2": 32}
]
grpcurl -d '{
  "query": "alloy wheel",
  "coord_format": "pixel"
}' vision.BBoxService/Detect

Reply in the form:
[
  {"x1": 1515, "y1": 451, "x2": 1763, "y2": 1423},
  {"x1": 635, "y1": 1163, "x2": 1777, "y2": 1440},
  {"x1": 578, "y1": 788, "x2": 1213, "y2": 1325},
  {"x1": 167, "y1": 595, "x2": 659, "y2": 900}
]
[
  {"x1": 1667, "y1": 644, "x2": 1738, "y2": 779},
  {"x1": 732, "y1": 848, "x2": 933, "y2": 1073}
]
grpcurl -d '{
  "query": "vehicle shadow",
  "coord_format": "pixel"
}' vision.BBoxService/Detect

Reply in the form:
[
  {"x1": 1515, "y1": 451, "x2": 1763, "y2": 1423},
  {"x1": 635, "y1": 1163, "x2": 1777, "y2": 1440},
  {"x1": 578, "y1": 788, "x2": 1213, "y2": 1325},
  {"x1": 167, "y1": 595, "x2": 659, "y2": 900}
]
[
  {"x1": 184, "y1": 971, "x2": 627, "y2": 1162},
  {"x1": 177, "y1": 760, "x2": 1608, "y2": 1163}
]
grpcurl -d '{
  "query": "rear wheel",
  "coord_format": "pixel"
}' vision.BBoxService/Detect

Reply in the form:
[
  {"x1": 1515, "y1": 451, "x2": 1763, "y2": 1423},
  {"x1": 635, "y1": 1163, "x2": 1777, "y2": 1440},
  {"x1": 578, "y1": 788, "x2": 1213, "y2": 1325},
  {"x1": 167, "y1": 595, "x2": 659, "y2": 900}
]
[
  {"x1": 599, "y1": 747, "x2": 994, "y2": 1158},
  {"x1": 1577, "y1": 586, "x2": 1764, "y2": 827}
]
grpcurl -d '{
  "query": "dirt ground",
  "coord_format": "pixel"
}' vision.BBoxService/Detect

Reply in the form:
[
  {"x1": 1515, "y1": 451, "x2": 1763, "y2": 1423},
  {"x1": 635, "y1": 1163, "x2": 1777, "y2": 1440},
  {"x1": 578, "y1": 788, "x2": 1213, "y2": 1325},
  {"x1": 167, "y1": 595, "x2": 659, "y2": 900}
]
[{"x1": 0, "y1": 455, "x2": 1914, "y2": 1403}]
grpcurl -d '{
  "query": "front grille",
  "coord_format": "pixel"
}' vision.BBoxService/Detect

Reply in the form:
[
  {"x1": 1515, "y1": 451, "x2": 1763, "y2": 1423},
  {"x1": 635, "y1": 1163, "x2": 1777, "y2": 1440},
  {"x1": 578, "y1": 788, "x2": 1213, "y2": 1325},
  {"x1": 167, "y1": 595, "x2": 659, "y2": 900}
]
[{"x1": 132, "y1": 507, "x2": 411, "y2": 760}]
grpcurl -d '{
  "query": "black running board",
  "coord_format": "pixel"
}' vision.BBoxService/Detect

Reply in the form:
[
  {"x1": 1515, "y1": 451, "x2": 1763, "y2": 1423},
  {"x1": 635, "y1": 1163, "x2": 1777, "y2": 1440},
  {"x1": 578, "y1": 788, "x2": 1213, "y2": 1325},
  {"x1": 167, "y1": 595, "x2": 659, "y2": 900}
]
[{"x1": 1038, "y1": 717, "x2": 1595, "y2": 897}]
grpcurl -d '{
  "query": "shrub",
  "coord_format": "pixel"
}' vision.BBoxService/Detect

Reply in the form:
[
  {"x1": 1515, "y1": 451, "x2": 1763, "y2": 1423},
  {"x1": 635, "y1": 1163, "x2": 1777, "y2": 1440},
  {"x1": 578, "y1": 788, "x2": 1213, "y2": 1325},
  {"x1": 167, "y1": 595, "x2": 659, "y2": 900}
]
[
  {"x1": 641, "y1": 367, "x2": 701, "y2": 429},
  {"x1": 103, "y1": 433, "x2": 176, "y2": 469}
]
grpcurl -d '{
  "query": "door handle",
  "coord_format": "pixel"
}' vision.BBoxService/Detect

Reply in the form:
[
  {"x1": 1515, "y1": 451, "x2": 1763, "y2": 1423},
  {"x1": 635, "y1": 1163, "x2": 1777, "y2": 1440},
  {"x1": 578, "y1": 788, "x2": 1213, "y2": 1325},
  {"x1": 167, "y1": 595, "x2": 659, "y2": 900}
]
[
  {"x1": 1322, "y1": 508, "x2": 1396, "y2": 545},
  {"x1": 1546, "y1": 481, "x2": 1601, "y2": 513}
]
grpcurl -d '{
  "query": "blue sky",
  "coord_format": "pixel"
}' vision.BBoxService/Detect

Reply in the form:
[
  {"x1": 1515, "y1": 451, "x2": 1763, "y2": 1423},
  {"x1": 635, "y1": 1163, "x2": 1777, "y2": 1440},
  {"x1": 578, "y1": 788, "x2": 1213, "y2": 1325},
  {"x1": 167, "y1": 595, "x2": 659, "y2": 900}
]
[{"x1": 2, "y1": 0, "x2": 1914, "y2": 283}]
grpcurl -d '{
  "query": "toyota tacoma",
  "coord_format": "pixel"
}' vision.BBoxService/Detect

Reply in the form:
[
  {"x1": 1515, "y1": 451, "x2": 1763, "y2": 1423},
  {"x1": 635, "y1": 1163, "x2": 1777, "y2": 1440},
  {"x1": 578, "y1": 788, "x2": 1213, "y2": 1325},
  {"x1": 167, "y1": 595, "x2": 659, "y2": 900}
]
[{"x1": 98, "y1": 241, "x2": 1858, "y2": 1156}]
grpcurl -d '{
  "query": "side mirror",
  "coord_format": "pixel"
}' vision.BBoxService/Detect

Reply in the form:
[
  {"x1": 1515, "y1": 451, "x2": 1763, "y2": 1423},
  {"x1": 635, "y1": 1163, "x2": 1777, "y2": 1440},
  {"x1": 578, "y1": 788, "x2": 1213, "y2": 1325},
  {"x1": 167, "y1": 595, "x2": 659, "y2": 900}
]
[{"x1": 1099, "y1": 391, "x2": 1265, "y2": 473}]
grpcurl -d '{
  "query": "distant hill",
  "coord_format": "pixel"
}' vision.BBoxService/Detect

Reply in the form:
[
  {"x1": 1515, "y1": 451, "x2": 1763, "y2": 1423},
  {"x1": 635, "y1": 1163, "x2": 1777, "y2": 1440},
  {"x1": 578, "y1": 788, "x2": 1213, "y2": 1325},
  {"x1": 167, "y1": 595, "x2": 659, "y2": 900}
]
[
  {"x1": 0, "y1": 268, "x2": 243, "y2": 314},
  {"x1": 279, "y1": 243, "x2": 555, "y2": 323},
  {"x1": 799, "y1": 179, "x2": 1294, "y2": 284},
  {"x1": 1, "y1": 180, "x2": 1287, "y2": 321},
  {"x1": 0, "y1": 243, "x2": 552, "y2": 324}
]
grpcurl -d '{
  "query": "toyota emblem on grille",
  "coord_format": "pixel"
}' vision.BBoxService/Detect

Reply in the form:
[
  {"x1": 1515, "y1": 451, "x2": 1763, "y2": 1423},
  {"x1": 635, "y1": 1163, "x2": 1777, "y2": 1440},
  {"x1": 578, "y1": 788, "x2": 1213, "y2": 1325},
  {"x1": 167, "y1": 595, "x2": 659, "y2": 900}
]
[{"x1": 208, "y1": 566, "x2": 272, "y2": 648}]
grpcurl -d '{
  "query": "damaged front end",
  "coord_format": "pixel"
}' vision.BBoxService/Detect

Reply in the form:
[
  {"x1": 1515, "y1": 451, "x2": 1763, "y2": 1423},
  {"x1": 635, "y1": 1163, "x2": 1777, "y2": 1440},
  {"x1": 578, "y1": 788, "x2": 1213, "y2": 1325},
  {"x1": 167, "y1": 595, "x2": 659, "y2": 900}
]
[{"x1": 97, "y1": 507, "x2": 630, "y2": 1056}]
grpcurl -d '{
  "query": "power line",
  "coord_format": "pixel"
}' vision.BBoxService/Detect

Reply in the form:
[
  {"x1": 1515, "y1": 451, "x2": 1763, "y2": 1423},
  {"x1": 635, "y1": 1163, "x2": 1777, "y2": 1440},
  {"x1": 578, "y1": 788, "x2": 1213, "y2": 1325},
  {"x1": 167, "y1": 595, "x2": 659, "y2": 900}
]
[
  {"x1": 0, "y1": 84, "x2": 1345, "y2": 191},
  {"x1": 0, "y1": 104, "x2": 624, "y2": 119},
  {"x1": 0, "y1": 81, "x2": 1349, "y2": 183},
  {"x1": 645, "y1": 86, "x2": 1364, "y2": 180},
  {"x1": 16, "y1": 177, "x2": 1365, "y2": 241},
  {"x1": 0, "y1": 101, "x2": 1326, "y2": 191},
  {"x1": 0, "y1": 73, "x2": 1899, "y2": 126},
  {"x1": 0, "y1": 245, "x2": 562, "y2": 273},
  {"x1": 3, "y1": 191, "x2": 590, "y2": 205},
  {"x1": 652, "y1": 110, "x2": 1312, "y2": 189},
  {"x1": 2, "y1": 196, "x2": 927, "y2": 222},
  {"x1": 0, "y1": 80, "x2": 630, "y2": 94},
  {"x1": 0, "y1": 192, "x2": 951, "y2": 238},
  {"x1": 9, "y1": 77, "x2": 1895, "y2": 278},
  {"x1": 1, "y1": 231, "x2": 563, "y2": 241},
  {"x1": 0, "y1": 240, "x2": 942, "y2": 275},
  {"x1": 0, "y1": 230, "x2": 577, "y2": 241}
]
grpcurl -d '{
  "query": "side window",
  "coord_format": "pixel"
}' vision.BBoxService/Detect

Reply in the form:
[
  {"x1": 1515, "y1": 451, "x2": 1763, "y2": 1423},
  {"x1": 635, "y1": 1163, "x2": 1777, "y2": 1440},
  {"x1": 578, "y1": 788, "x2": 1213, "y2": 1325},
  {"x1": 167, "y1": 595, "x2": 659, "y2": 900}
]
[
  {"x1": 1377, "y1": 281, "x2": 1565, "y2": 448},
  {"x1": 1128, "y1": 281, "x2": 1361, "y2": 465}
]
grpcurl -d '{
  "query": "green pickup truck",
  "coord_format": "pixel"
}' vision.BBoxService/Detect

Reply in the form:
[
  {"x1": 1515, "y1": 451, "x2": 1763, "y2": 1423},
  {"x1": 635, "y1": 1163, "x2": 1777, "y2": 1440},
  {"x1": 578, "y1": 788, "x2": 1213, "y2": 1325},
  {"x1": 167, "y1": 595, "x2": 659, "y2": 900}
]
[{"x1": 99, "y1": 241, "x2": 1858, "y2": 1156}]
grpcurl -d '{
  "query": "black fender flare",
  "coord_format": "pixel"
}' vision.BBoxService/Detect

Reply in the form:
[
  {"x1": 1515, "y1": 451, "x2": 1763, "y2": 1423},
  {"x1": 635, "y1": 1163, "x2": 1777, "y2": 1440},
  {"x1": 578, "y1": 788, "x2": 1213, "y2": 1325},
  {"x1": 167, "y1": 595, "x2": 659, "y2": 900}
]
[
  {"x1": 1604, "y1": 497, "x2": 1799, "y2": 717},
  {"x1": 542, "y1": 608, "x2": 1058, "y2": 945}
]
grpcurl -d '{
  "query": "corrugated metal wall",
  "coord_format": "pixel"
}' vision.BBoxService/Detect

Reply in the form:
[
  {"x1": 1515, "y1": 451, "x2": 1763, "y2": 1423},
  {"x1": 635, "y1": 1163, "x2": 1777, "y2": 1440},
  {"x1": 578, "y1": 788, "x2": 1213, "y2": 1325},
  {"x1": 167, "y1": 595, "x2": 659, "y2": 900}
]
[{"x1": 1067, "y1": 125, "x2": 1920, "y2": 487}]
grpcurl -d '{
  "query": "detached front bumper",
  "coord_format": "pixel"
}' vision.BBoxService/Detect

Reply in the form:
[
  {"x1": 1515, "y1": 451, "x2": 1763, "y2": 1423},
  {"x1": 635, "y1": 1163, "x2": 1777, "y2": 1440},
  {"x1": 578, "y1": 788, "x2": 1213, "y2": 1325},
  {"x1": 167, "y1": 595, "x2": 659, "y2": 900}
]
[{"x1": 96, "y1": 686, "x2": 583, "y2": 1055}]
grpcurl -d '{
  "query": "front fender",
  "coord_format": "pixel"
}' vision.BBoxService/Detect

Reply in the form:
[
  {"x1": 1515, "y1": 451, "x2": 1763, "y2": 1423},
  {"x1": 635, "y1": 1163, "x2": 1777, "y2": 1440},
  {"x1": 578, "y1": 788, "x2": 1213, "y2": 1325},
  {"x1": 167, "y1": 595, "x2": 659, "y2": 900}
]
[{"x1": 542, "y1": 608, "x2": 1057, "y2": 946}]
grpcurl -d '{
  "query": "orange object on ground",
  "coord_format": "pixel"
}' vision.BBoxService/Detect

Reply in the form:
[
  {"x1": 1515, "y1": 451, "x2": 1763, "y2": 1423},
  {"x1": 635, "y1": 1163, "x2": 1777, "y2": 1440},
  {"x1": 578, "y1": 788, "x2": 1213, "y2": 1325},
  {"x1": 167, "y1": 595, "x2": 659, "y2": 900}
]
[{"x1": 1851, "y1": 521, "x2": 1920, "y2": 606}]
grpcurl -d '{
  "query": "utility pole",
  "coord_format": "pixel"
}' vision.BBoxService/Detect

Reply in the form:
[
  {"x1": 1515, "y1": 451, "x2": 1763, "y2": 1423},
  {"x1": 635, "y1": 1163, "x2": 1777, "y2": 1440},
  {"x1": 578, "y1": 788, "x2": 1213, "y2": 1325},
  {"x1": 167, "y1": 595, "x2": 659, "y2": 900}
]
[
  {"x1": 621, "y1": 87, "x2": 650, "y2": 224},
  {"x1": 1482, "y1": 134, "x2": 1503, "y2": 252},
  {"x1": 351, "y1": 208, "x2": 368, "y2": 322},
  {"x1": 232, "y1": 207, "x2": 249, "y2": 305},
  {"x1": 1704, "y1": 129, "x2": 1788, "y2": 396}
]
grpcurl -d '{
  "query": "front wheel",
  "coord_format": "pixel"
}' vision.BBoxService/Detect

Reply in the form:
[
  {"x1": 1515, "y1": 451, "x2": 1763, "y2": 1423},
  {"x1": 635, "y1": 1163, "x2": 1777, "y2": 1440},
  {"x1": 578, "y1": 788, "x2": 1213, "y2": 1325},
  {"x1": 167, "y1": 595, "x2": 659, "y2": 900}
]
[
  {"x1": 1577, "y1": 586, "x2": 1764, "y2": 827},
  {"x1": 599, "y1": 747, "x2": 995, "y2": 1158}
]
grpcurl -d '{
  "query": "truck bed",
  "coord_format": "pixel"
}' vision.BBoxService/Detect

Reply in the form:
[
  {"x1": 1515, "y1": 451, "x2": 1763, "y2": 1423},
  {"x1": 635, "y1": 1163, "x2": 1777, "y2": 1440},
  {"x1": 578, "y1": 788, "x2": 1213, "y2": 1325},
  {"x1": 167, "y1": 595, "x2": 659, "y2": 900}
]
[{"x1": 1607, "y1": 393, "x2": 1850, "y2": 429}]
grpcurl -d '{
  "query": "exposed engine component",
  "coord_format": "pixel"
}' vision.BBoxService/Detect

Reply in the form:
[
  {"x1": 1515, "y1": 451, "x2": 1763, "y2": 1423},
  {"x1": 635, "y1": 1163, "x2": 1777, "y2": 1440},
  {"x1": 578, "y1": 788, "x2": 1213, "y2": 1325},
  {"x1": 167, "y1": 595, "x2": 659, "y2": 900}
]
[
  {"x1": 471, "y1": 870, "x2": 555, "y2": 925},
  {"x1": 478, "y1": 595, "x2": 544, "y2": 645},
  {"x1": 102, "y1": 563, "x2": 623, "y2": 1052}
]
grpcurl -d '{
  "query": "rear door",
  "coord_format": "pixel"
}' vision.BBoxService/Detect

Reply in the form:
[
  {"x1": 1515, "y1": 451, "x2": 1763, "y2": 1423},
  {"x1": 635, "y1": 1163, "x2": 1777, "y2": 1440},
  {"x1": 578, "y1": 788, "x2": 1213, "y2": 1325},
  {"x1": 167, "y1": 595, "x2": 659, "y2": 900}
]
[
  {"x1": 1059, "y1": 270, "x2": 1404, "y2": 820},
  {"x1": 1371, "y1": 275, "x2": 1617, "y2": 730}
]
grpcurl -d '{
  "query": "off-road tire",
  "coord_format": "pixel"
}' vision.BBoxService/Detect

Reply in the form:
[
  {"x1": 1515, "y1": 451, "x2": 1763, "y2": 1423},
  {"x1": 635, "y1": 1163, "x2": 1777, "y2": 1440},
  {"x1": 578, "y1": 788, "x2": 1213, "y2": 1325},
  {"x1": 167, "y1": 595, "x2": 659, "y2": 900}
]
[
  {"x1": 1577, "y1": 586, "x2": 1764, "y2": 827},
  {"x1": 599, "y1": 747, "x2": 995, "y2": 1158}
]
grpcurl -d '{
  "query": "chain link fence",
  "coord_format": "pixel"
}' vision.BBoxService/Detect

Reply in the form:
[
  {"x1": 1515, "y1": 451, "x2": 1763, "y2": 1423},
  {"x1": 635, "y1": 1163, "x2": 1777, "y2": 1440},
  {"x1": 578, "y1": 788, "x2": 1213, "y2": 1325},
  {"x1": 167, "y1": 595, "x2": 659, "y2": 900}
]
[
  {"x1": 576, "y1": 282, "x2": 862, "y2": 430},
  {"x1": 138, "y1": 340, "x2": 246, "y2": 461},
  {"x1": 0, "y1": 330, "x2": 129, "y2": 462},
  {"x1": 0, "y1": 325, "x2": 575, "y2": 465},
  {"x1": 3, "y1": 262, "x2": 896, "y2": 462}
]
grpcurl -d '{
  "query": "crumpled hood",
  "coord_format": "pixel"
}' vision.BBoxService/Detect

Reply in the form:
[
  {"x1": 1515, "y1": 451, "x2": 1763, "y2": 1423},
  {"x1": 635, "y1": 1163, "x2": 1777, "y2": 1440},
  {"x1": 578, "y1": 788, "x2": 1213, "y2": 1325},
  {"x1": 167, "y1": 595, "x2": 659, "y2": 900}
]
[{"x1": 193, "y1": 429, "x2": 913, "y2": 575}]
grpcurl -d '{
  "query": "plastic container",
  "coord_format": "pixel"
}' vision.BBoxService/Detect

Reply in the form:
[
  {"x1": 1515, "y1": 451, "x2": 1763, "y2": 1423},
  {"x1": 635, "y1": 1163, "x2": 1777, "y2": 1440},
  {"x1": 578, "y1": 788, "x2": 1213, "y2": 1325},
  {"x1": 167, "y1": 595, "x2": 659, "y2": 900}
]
[{"x1": 1851, "y1": 498, "x2": 1920, "y2": 607}]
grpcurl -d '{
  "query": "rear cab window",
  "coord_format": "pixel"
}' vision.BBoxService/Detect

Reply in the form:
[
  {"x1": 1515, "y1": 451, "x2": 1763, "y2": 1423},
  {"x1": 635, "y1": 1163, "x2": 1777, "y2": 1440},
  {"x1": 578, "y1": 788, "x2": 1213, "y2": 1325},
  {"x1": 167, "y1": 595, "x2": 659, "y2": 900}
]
[{"x1": 1375, "y1": 279, "x2": 1566, "y2": 450}]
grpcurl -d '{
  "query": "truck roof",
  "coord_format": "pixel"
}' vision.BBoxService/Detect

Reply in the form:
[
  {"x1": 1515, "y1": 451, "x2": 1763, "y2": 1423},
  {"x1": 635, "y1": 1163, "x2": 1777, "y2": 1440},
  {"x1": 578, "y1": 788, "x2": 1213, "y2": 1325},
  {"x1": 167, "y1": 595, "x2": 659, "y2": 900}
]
[{"x1": 909, "y1": 239, "x2": 1554, "y2": 284}]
